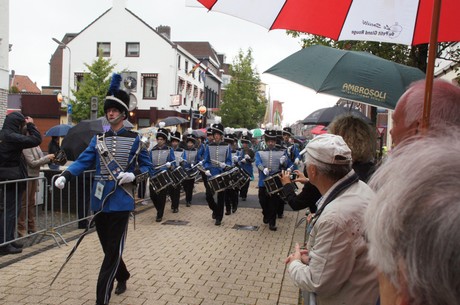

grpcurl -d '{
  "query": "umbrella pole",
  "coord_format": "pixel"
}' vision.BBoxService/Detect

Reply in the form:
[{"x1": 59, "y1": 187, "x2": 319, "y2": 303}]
[{"x1": 421, "y1": 0, "x2": 442, "y2": 133}]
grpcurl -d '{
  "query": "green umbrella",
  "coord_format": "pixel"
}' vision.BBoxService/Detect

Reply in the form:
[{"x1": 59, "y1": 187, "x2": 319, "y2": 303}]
[
  {"x1": 251, "y1": 128, "x2": 263, "y2": 137},
  {"x1": 265, "y1": 45, "x2": 425, "y2": 110}
]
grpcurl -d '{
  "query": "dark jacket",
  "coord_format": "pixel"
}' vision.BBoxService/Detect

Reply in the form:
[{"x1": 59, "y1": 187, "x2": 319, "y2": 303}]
[{"x1": 0, "y1": 112, "x2": 42, "y2": 179}]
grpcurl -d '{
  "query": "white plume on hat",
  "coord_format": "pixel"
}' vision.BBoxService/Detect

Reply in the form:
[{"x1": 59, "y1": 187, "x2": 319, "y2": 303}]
[
  {"x1": 265, "y1": 123, "x2": 273, "y2": 130},
  {"x1": 214, "y1": 116, "x2": 221, "y2": 124},
  {"x1": 242, "y1": 130, "x2": 247, "y2": 136},
  {"x1": 224, "y1": 127, "x2": 231, "y2": 135},
  {"x1": 159, "y1": 122, "x2": 165, "y2": 128},
  {"x1": 187, "y1": 127, "x2": 193, "y2": 134},
  {"x1": 171, "y1": 126, "x2": 177, "y2": 133}
]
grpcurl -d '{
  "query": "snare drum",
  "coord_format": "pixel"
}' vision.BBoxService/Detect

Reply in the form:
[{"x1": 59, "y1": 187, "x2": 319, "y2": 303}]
[
  {"x1": 208, "y1": 170, "x2": 234, "y2": 193},
  {"x1": 264, "y1": 174, "x2": 283, "y2": 195},
  {"x1": 231, "y1": 168, "x2": 250, "y2": 189},
  {"x1": 170, "y1": 166, "x2": 187, "y2": 187},
  {"x1": 185, "y1": 167, "x2": 199, "y2": 180},
  {"x1": 149, "y1": 170, "x2": 173, "y2": 193}
]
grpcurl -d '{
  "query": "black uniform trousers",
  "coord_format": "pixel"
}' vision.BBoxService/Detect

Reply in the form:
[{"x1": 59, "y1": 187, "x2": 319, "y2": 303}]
[
  {"x1": 258, "y1": 187, "x2": 281, "y2": 227},
  {"x1": 225, "y1": 188, "x2": 238, "y2": 212},
  {"x1": 149, "y1": 186, "x2": 168, "y2": 219},
  {"x1": 95, "y1": 211, "x2": 130, "y2": 305},
  {"x1": 239, "y1": 179, "x2": 250, "y2": 199},
  {"x1": 202, "y1": 172, "x2": 215, "y2": 211},
  {"x1": 182, "y1": 178, "x2": 195, "y2": 203},
  {"x1": 168, "y1": 184, "x2": 180, "y2": 210}
]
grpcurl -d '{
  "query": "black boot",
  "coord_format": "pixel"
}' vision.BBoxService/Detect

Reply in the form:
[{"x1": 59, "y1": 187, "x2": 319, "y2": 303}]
[{"x1": 114, "y1": 280, "x2": 127, "y2": 295}]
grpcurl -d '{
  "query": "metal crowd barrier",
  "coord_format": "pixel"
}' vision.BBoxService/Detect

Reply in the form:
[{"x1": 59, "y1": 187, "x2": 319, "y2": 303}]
[{"x1": 0, "y1": 169, "x2": 96, "y2": 249}]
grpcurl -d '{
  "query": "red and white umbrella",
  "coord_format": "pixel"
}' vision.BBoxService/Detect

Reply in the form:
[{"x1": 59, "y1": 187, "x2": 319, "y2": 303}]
[{"x1": 197, "y1": 0, "x2": 459, "y2": 129}]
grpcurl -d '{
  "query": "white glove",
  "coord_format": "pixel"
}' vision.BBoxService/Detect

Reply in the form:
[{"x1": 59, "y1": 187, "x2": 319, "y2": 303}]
[
  {"x1": 232, "y1": 156, "x2": 239, "y2": 162},
  {"x1": 241, "y1": 159, "x2": 247, "y2": 163},
  {"x1": 165, "y1": 162, "x2": 172, "y2": 168},
  {"x1": 280, "y1": 156, "x2": 287, "y2": 165},
  {"x1": 219, "y1": 162, "x2": 227, "y2": 169},
  {"x1": 295, "y1": 158, "x2": 300, "y2": 165},
  {"x1": 263, "y1": 168, "x2": 270, "y2": 176},
  {"x1": 118, "y1": 172, "x2": 135, "y2": 185},
  {"x1": 55, "y1": 176, "x2": 66, "y2": 189},
  {"x1": 244, "y1": 154, "x2": 250, "y2": 160},
  {"x1": 205, "y1": 170, "x2": 212, "y2": 177}
]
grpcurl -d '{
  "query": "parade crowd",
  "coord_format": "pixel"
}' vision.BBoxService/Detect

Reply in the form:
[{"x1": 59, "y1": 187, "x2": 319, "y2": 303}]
[{"x1": 1, "y1": 74, "x2": 459, "y2": 305}]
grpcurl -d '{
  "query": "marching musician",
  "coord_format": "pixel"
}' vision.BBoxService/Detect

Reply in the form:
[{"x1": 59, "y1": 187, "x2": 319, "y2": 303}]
[
  {"x1": 182, "y1": 130, "x2": 199, "y2": 207},
  {"x1": 149, "y1": 122, "x2": 175, "y2": 222},
  {"x1": 255, "y1": 125, "x2": 290, "y2": 231},
  {"x1": 224, "y1": 128, "x2": 239, "y2": 215},
  {"x1": 199, "y1": 128, "x2": 215, "y2": 215},
  {"x1": 54, "y1": 73, "x2": 152, "y2": 305},
  {"x1": 169, "y1": 127, "x2": 183, "y2": 213},
  {"x1": 237, "y1": 131, "x2": 255, "y2": 202},
  {"x1": 203, "y1": 117, "x2": 232, "y2": 226}
]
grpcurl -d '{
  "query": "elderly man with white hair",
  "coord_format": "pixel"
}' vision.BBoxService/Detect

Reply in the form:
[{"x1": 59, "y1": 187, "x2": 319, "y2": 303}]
[
  {"x1": 365, "y1": 132, "x2": 460, "y2": 305},
  {"x1": 285, "y1": 134, "x2": 379, "y2": 305}
]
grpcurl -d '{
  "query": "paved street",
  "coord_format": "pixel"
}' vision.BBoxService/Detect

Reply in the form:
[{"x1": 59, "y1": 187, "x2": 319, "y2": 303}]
[{"x1": 0, "y1": 181, "x2": 306, "y2": 305}]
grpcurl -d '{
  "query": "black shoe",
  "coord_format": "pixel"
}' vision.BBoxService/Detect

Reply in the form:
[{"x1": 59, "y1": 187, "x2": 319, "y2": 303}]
[
  {"x1": 278, "y1": 214, "x2": 284, "y2": 219},
  {"x1": 114, "y1": 280, "x2": 127, "y2": 295},
  {"x1": 225, "y1": 210, "x2": 231, "y2": 215},
  {"x1": 215, "y1": 220, "x2": 222, "y2": 226},
  {"x1": 263, "y1": 217, "x2": 269, "y2": 224},
  {"x1": 212, "y1": 211, "x2": 216, "y2": 219},
  {"x1": 11, "y1": 242, "x2": 23, "y2": 249},
  {"x1": 0, "y1": 244, "x2": 23, "y2": 255},
  {"x1": 269, "y1": 225, "x2": 277, "y2": 231},
  {"x1": 173, "y1": 208, "x2": 179, "y2": 213},
  {"x1": 232, "y1": 208, "x2": 237, "y2": 213},
  {"x1": 186, "y1": 202, "x2": 191, "y2": 207},
  {"x1": 241, "y1": 197, "x2": 246, "y2": 201},
  {"x1": 155, "y1": 217, "x2": 162, "y2": 222}
]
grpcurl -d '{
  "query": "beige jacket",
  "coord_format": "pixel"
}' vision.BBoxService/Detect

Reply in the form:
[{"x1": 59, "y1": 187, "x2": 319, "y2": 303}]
[
  {"x1": 22, "y1": 146, "x2": 51, "y2": 177},
  {"x1": 288, "y1": 172, "x2": 379, "y2": 305}
]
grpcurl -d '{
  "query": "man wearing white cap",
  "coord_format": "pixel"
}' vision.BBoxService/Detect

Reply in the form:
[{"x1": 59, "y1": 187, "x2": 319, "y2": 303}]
[{"x1": 285, "y1": 134, "x2": 378, "y2": 305}]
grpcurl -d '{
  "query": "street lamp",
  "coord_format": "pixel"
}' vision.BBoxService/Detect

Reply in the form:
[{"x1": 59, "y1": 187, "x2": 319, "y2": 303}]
[{"x1": 52, "y1": 37, "x2": 72, "y2": 124}]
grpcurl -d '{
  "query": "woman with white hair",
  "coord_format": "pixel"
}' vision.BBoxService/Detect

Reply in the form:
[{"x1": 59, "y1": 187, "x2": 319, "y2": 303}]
[{"x1": 365, "y1": 132, "x2": 460, "y2": 305}]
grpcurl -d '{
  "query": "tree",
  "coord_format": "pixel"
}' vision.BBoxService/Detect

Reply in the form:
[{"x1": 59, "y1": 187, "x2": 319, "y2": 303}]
[
  {"x1": 71, "y1": 53, "x2": 116, "y2": 122},
  {"x1": 218, "y1": 49, "x2": 266, "y2": 129}
]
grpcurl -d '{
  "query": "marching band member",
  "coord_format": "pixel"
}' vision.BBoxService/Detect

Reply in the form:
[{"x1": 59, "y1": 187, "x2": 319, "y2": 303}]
[
  {"x1": 203, "y1": 117, "x2": 232, "y2": 226},
  {"x1": 149, "y1": 122, "x2": 175, "y2": 222},
  {"x1": 224, "y1": 128, "x2": 239, "y2": 215},
  {"x1": 182, "y1": 129, "x2": 199, "y2": 207},
  {"x1": 54, "y1": 73, "x2": 152, "y2": 305},
  {"x1": 237, "y1": 131, "x2": 255, "y2": 202},
  {"x1": 200, "y1": 127, "x2": 215, "y2": 215},
  {"x1": 169, "y1": 127, "x2": 183, "y2": 213},
  {"x1": 255, "y1": 125, "x2": 289, "y2": 231}
]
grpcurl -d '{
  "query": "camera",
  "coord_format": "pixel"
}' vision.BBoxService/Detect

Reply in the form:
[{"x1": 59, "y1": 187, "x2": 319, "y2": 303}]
[{"x1": 289, "y1": 173, "x2": 297, "y2": 180}]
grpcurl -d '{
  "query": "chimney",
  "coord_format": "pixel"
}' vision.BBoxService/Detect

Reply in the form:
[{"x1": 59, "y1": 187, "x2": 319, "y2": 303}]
[{"x1": 156, "y1": 25, "x2": 171, "y2": 40}]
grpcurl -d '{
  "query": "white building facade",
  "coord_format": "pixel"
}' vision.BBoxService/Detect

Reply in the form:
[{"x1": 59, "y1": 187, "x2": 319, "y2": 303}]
[{"x1": 0, "y1": 0, "x2": 9, "y2": 126}]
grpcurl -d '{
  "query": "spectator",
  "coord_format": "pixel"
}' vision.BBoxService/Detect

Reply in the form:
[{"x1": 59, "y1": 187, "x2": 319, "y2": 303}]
[
  {"x1": 0, "y1": 112, "x2": 42, "y2": 255},
  {"x1": 18, "y1": 145, "x2": 55, "y2": 236},
  {"x1": 365, "y1": 132, "x2": 460, "y2": 305},
  {"x1": 285, "y1": 134, "x2": 378, "y2": 305},
  {"x1": 390, "y1": 79, "x2": 460, "y2": 147},
  {"x1": 48, "y1": 136, "x2": 61, "y2": 170}
]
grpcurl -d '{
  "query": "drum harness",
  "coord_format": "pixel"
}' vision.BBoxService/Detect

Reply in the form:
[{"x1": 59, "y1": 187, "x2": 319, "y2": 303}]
[{"x1": 51, "y1": 133, "x2": 148, "y2": 286}]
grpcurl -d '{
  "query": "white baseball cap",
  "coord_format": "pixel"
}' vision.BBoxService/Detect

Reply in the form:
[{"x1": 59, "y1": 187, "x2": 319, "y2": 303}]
[{"x1": 304, "y1": 134, "x2": 352, "y2": 165}]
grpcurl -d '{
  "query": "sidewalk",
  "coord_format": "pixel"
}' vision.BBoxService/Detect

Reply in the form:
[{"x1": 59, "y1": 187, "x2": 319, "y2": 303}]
[{"x1": 0, "y1": 181, "x2": 306, "y2": 305}]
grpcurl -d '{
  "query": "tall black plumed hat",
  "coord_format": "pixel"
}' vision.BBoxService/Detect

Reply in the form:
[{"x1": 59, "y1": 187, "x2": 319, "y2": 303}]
[{"x1": 104, "y1": 73, "x2": 130, "y2": 119}]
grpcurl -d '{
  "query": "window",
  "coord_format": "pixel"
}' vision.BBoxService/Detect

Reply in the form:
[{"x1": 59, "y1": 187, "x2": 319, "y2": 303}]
[
  {"x1": 177, "y1": 55, "x2": 181, "y2": 70},
  {"x1": 97, "y1": 42, "x2": 111, "y2": 57},
  {"x1": 126, "y1": 42, "x2": 140, "y2": 57},
  {"x1": 74, "y1": 72, "x2": 87, "y2": 92},
  {"x1": 185, "y1": 61, "x2": 189, "y2": 74},
  {"x1": 142, "y1": 74, "x2": 158, "y2": 99},
  {"x1": 138, "y1": 118, "x2": 150, "y2": 128}
]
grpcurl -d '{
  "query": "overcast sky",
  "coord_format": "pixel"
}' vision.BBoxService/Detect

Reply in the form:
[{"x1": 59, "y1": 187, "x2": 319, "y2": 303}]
[{"x1": 8, "y1": 0, "x2": 337, "y2": 124}]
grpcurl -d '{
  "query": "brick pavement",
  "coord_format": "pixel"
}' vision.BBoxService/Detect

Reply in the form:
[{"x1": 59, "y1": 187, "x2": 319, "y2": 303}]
[{"x1": 0, "y1": 181, "x2": 307, "y2": 305}]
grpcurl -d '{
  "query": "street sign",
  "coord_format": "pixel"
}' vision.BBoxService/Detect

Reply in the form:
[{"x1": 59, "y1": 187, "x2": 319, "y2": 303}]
[
  {"x1": 377, "y1": 127, "x2": 385, "y2": 135},
  {"x1": 67, "y1": 104, "x2": 73, "y2": 114}
]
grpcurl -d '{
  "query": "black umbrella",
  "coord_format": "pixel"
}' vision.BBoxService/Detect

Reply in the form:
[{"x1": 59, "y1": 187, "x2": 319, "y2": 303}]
[
  {"x1": 302, "y1": 105, "x2": 371, "y2": 126},
  {"x1": 61, "y1": 119, "x2": 134, "y2": 160},
  {"x1": 44, "y1": 124, "x2": 73, "y2": 137},
  {"x1": 156, "y1": 116, "x2": 189, "y2": 127}
]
